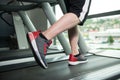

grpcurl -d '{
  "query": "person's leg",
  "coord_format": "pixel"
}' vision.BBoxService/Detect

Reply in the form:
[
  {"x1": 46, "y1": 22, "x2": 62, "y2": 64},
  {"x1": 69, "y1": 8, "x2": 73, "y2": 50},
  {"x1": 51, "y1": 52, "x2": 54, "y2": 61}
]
[
  {"x1": 68, "y1": 27, "x2": 79, "y2": 55},
  {"x1": 66, "y1": 0, "x2": 91, "y2": 65},
  {"x1": 42, "y1": 13, "x2": 80, "y2": 40},
  {"x1": 68, "y1": 27, "x2": 87, "y2": 65}
]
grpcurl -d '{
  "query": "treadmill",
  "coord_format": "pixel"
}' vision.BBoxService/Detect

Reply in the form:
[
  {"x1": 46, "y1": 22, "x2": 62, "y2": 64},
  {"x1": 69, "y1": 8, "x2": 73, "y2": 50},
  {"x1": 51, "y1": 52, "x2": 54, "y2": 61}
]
[{"x1": 0, "y1": 0, "x2": 120, "y2": 80}]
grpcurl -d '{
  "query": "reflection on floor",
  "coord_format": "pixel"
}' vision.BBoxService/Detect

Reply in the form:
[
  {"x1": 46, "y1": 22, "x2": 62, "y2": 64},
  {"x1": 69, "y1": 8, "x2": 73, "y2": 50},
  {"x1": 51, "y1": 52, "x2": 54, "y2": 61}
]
[{"x1": 90, "y1": 49, "x2": 120, "y2": 59}]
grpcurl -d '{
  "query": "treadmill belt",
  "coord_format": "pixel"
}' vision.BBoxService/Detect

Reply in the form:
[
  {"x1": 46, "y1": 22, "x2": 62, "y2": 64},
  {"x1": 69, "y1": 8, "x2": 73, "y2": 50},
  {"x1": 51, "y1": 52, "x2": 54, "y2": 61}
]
[
  {"x1": 0, "y1": 56, "x2": 120, "y2": 80},
  {"x1": 69, "y1": 64, "x2": 120, "y2": 80}
]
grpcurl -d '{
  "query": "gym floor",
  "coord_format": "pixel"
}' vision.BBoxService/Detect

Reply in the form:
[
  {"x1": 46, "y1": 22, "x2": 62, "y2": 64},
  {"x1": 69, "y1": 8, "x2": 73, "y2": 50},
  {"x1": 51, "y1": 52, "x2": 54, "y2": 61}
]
[{"x1": 0, "y1": 55, "x2": 120, "y2": 80}]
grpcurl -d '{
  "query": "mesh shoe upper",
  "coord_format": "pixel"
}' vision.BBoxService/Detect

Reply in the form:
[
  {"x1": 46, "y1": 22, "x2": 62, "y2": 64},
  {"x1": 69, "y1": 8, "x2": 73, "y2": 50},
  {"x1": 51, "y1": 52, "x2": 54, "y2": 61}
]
[
  {"x1": 27, "y1": 31, "x2": 52, "y2": 69},
  {"x1": 69, "y1": 54, "x2": 87, "y2": 62},
  {"x1": 69, "y1": 53, "x2": 87, "y2": 65}
]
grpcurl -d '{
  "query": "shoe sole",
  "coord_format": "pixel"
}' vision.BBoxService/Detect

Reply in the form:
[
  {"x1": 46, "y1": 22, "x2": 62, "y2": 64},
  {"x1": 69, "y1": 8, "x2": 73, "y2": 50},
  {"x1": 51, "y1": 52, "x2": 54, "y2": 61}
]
[
  {"x1": 27, "y1": 32, "x2": 48, "y2": 69},
  {"x1": 68, "y1": 60, "x2": 88, "y2": 66}
]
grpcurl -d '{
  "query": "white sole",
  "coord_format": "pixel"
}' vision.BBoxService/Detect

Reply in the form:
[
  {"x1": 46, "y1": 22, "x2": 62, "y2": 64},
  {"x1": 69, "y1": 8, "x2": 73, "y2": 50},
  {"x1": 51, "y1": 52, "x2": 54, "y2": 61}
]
[{"x1": 68, "y1": 60, "x2": 88, "y2": 66}]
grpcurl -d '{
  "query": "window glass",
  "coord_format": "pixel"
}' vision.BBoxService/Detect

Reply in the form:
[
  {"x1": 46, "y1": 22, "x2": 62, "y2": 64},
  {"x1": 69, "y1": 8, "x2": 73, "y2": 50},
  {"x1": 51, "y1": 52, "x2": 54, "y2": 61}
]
[{"x1": 89, "y1": 0, "x2": 120, "y2": 15}]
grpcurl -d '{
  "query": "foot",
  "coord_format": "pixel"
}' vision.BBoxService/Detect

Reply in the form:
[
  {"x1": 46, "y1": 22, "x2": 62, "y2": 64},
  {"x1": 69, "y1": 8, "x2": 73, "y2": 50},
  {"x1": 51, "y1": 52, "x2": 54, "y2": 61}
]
[
  {"x1": 68, "y1": 53, "x2": 88, "y2": 66},
  {"x1": 27, "y1": 31, "x2": 52, "y2": 69}
]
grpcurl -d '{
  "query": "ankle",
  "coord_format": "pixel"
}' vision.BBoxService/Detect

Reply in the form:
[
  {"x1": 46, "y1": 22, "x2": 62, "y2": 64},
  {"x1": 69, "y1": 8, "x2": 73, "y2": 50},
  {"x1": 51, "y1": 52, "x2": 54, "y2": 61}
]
[
  {"x1": 71, "y1": 50, "x2": 79, "y2": 55},
  {"x1": 42, "y1": 32, "x2": 52, "y2": 41},
  {"x1": 71, "y1": 53, "x2": 79, "y2": 56},
  {"x1": 40, "y1": 33, "x2": 49, "y2": 40},
  {"x1": 74, "y1": 53, "x2": 81, "y2": 57}
]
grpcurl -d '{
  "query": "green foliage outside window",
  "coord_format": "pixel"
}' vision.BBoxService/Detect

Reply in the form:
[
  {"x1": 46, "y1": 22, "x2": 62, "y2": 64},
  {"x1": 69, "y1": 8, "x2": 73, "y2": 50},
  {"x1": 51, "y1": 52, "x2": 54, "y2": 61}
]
[{"x1": 107, "y1": 36, "x2": 114, "y2": 44}]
